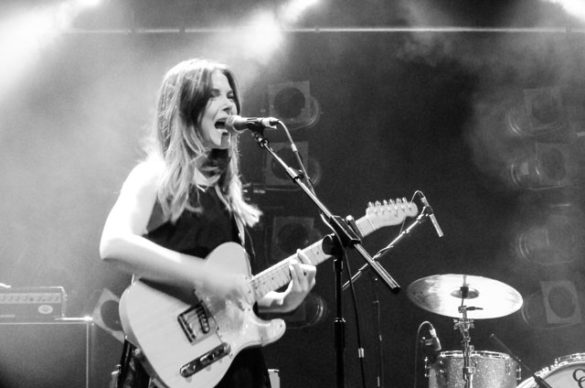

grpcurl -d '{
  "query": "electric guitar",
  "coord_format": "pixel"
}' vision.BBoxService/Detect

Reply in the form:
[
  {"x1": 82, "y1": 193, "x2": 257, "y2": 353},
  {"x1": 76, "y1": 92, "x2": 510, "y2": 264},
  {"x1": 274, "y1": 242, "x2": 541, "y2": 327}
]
[{"x1": 119, "y1": 199, "x2": 418, "y2": 388}]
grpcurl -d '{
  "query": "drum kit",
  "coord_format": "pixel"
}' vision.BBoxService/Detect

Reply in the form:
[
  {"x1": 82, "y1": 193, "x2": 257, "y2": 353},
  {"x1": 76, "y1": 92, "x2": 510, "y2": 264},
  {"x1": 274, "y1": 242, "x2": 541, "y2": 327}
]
[{"x1": 407, "y1": 273, "x2": 584, "y2": 388}]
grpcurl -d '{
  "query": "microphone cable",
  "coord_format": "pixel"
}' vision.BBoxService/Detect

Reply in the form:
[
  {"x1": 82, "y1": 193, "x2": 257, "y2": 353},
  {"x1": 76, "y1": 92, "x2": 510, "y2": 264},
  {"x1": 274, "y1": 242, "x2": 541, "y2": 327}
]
[
  {"x1": 278, "y1": 119, "x2": 317, "y2": 195},
  {"x1": 413, "y1": 320, "x2": 435, "y2": 388}
]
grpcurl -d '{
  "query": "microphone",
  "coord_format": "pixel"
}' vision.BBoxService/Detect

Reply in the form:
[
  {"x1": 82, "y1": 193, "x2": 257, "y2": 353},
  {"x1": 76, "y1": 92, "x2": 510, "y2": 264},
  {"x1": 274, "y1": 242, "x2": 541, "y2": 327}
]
[
  {"x1": 422, "y1": 323, "x2": 442, "y2": 363},
  {"x1": 428, "y1": 324, "x2": 442, "y2": 354},
  {"x1": 224, "y1": 115, "x2": 279, "y2": 134},
  {"x1": 420, "y1": 194, "x2": 444, "y2": 237}
]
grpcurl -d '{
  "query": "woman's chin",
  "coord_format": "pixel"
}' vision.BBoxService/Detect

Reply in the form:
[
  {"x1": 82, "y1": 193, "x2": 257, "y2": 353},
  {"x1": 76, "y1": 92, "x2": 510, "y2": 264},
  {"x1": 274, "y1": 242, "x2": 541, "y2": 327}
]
[
  {"x1": 204, "y1": 134, "x2": 231, "y2": 150},
  {"x1": 216, "y1": 135, "x2": 232, "y2": 149}
]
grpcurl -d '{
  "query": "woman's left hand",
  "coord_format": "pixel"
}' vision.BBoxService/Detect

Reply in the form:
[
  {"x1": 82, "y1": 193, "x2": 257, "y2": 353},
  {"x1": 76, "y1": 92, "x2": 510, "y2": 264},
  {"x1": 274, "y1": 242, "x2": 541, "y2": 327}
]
[
  {"x1": 284, "y1": 249, "x2": 317, "y2": 310},
  {"x1": 257, "y1": 249, "x2": 317, "y2": 313}
]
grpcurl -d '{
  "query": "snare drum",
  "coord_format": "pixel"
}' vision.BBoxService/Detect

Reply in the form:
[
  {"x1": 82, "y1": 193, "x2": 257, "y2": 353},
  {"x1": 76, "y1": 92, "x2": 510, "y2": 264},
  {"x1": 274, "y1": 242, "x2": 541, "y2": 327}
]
[
  {"x1": 517, "y1": 353, "x2": 585, "y2": 388},
  {"x1": 428, "y1": 350, "x2": 519, "y2": 388}
]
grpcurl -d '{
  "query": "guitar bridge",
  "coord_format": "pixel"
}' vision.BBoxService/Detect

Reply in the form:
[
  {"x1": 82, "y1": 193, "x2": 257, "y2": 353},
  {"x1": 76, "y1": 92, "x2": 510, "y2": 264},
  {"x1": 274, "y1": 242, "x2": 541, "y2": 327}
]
[
  {"x1": 180, "y1": 343, "x2": 231, "y2": 378},
  {"x1": 178, "y1": 303, "x2": 211, "y2": 343}
]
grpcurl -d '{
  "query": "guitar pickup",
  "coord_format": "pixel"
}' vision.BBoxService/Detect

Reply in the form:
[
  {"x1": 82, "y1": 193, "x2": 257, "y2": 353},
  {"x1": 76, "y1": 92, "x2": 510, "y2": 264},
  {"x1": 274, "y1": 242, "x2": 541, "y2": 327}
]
[
  {"x1": 180, "y1": 343, "x2": 231, "y2": 377},
  {"x1": 178, "y1": 303, "x2": 211, "y2": 343}
]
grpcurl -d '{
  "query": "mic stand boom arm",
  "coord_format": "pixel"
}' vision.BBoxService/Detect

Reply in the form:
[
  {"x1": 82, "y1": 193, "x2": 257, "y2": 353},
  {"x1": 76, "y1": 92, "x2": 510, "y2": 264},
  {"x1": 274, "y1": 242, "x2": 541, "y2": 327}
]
[
  {"x1": 250, "y1": 131, "x2": 401, "y2": 293},
  {"x1": 342, "y1": 206, "x2": 431, "y2": 291},
  {"x1": 250, "y1": 130, "x2": 400, "y2": 388}
]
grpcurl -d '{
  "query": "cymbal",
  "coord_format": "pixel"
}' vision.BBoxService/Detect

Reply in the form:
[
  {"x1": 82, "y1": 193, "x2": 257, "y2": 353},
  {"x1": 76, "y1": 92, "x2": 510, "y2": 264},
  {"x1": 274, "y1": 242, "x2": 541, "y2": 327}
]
[{"x1": 407, "y1": 274, "x2": 523, "y2": 320}]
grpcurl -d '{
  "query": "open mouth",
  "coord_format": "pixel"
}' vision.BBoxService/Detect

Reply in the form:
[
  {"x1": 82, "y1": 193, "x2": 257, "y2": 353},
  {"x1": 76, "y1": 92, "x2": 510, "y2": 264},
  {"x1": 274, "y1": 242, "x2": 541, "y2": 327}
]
[
  {"x1": 215, "y1": 118, "x2": 230, "y2": 137},
  {"x1": 215, "y1": 118, "x2": 226, "y2": 130}
]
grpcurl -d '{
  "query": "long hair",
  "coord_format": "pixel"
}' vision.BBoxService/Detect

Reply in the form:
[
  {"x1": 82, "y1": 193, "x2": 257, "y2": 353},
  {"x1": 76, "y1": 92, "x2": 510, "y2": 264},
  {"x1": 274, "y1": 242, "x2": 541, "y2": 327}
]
[{"x1": 146, "y1": 58, "x2": 261, "y2": 227}]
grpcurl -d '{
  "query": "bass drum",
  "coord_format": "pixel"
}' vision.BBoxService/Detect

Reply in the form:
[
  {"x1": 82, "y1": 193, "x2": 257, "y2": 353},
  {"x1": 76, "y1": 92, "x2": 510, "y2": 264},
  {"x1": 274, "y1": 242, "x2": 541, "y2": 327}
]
[
  {"x1": 517, "y1": 353, "x2": 585, "y2": 388},
  {"x1": 428, "y1": 350, "x2": 519, "y2": 388}
]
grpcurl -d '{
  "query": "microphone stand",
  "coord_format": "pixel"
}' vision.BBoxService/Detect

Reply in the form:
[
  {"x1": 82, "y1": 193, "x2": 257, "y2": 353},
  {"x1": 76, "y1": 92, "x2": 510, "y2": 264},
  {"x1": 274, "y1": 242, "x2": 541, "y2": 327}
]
[
  {"x1": 370, "y1": 274, "x2": 384, "y2": 388},
  {"x1": 342, "y1": 207, "x2": 430, "y2": 291},
  {"x1": 248, "y1": 128, "x2": 400, "y2": 388}
]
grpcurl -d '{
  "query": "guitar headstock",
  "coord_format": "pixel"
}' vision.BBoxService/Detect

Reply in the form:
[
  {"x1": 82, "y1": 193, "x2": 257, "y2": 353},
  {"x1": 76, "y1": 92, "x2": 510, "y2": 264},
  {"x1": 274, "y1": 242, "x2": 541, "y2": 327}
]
[{"x1": 364, "y1": 198, "x2": 419, "y2": 230}]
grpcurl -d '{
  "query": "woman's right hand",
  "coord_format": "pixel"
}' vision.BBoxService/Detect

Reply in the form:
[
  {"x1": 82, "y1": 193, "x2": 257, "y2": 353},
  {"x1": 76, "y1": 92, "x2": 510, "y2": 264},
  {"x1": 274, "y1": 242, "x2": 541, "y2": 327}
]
[{"x1": 198, "y1": 272, "x2": 255, "y2": 309}]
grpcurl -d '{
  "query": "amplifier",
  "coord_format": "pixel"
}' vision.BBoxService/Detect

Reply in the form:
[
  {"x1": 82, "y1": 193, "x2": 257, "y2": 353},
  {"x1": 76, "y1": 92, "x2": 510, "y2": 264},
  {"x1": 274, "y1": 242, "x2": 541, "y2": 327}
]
[
  {"x1": 0, "y1": 318, "x2": 123, "y2": 388},
  {"x1": 0, "y1": 286, "x2": 66, "y2": 321}
]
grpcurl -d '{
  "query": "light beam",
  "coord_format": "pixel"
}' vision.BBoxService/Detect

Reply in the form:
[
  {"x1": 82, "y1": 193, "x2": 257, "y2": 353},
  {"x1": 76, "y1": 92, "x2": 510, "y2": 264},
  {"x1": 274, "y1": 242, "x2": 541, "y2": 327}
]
[{"x1": 546, "y1": 0, "x2": 585, "y2": 20}]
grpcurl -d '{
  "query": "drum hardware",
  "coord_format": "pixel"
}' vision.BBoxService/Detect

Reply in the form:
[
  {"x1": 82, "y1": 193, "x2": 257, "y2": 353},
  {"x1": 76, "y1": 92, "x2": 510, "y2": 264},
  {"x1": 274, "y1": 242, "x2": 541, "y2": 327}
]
[
  {"x1": 455, "y1": 301, "x2": 476, "y2": 388},
  {"x1": 490, "y1": 333, "x2": 552, "y2": 388},
  {"x1": 407, "y1": 274, "x2": 524, "y2": 388},
  {"x1": 516, "y1": 353, "x2": 585, "y2": 388}
]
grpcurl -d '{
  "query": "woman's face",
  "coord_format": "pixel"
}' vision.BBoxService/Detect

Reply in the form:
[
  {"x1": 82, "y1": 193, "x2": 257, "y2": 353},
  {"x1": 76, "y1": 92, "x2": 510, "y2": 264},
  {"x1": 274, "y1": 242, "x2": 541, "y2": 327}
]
[{"x1": 199, "y1": 70, "x2": 238, "y2": 149}]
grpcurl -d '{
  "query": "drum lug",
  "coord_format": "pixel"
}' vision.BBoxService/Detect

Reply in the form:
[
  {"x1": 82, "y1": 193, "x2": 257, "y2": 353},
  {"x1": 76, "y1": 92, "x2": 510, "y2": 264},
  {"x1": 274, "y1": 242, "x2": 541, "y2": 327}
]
[{"x1": 424, "y1": 356, "x2": 446, "y2": 379}]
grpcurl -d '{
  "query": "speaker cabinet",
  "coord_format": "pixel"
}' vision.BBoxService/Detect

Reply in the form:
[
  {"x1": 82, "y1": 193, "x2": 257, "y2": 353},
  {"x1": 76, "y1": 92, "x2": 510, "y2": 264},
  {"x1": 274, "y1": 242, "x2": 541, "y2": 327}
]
[{"x1": 0, "y1": 319, "x2": 121, "y2": 388}]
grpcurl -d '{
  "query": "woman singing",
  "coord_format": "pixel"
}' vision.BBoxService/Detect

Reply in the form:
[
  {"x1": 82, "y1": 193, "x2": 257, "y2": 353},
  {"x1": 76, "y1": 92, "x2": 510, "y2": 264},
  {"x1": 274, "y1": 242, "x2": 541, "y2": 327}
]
[{"x1": 99, "y1": 58, "x2": 316, "y2": 388}]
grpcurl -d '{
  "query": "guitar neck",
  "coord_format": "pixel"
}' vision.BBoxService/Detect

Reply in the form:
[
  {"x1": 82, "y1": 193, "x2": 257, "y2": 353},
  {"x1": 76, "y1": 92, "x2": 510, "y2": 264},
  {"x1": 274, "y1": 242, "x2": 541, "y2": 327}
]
[{"x1": 250, "y1": 216, "x2": 376, "y2": 300}]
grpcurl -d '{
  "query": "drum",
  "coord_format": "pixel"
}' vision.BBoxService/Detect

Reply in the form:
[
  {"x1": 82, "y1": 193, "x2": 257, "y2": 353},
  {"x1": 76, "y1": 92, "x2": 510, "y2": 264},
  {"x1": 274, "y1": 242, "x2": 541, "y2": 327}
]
[
  {"x1": 517, "y1": 353, "x2": 585, "y2": 388},
  {"x1": 428, "y1": 350, "x2": 519, "y2": 388}
]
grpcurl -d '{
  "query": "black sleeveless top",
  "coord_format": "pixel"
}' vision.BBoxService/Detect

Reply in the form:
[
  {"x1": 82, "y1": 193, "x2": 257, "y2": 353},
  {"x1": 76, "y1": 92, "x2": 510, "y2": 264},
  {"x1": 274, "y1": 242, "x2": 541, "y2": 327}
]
[
  {"x1": 145, "y1": 187, "x2": 241, "y2": 257},
  {"x1": 140, "y1": 188, "x2": 270, "y2": 388}
]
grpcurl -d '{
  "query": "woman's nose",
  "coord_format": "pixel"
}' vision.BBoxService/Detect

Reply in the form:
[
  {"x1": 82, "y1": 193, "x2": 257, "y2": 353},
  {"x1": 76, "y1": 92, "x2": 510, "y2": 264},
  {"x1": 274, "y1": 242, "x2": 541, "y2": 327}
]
[{"x1": 222, "y1": 98, "x2": 237, "y2": 114}]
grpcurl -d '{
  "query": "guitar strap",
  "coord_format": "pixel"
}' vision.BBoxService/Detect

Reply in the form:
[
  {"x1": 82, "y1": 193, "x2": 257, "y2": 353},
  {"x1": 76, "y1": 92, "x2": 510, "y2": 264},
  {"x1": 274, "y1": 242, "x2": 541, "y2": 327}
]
[{"x1": 113, "y1": 339, "x2": 152, "y2": 388}]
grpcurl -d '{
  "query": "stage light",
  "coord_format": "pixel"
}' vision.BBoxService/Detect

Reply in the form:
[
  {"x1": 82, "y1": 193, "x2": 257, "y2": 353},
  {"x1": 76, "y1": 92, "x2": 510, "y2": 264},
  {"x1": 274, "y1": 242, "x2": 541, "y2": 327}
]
[
  {"x1": 263, "y1": 141, "x2": 321, "y2": 187},
  {"x1": 0, "y1": 0, "x2": 102, "y2": 101},
  {"x1": 524, "y1": 87, "x2": 569, "y2": 141},
  {"x1": 541, "y1": 280, "x2": 582, "y2": 325},
  {"x1": 239, "y1": 10, "x2": 284, "y2": 65},
  {"x1": 507, "y1": 142, "x2": 570, "y2": 190},
  {"x1": 280, "y1": 0, "x2": 319, "y2": 24},
  {"x1": 270, "y1": 216, "x2": 320, "y2": 261},
  {"x1": 505, "y1": 87, "x2": 570, "y2": 142},
  {"x1": 514, "y1": 211, "x2": 583, "y2": 266},
  {"x1": 521, "y1": 280, "x2": 582, "y2": 328},
  {"x1": 268, "y1": 81, "x2": 321, "y2": 129},
  {"x1": 91, "y1": 288, "x2": 124, "y2": 343},
  {"x1": 76, "y1": 0, "x2": 102, "y2": 9},
  {"x1": 546, "y1": 0, "x2": 585, "y2": 20},
  {"x1": 0, "y1": 9, "x2": 59, "y2": 99}
]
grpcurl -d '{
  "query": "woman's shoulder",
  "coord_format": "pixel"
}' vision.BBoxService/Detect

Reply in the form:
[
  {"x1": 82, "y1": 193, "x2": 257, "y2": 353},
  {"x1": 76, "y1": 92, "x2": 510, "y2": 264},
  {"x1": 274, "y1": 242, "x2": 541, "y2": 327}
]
[{"x1": 122, "y1": 158, "x2": 164, "y2": 194}]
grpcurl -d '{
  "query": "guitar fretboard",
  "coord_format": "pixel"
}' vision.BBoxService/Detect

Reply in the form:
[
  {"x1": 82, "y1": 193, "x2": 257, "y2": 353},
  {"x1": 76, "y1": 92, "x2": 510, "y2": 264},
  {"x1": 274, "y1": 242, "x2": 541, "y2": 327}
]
[{"x1": 249, "y1": 216, "x2": 379, "y2": 300}]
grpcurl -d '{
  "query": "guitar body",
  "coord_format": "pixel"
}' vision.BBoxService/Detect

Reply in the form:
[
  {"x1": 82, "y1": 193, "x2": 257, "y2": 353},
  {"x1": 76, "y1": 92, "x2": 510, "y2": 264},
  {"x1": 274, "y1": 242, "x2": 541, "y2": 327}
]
[{"x1": 119, "y1": 242, "x2": 286, "y2": 388}]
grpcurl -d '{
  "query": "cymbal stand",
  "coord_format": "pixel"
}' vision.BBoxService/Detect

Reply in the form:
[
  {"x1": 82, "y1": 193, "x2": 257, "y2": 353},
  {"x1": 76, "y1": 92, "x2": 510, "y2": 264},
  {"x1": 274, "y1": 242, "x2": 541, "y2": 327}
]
[{"x1": 454, "y1": 284, "x2": 475, "y2": 388}]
